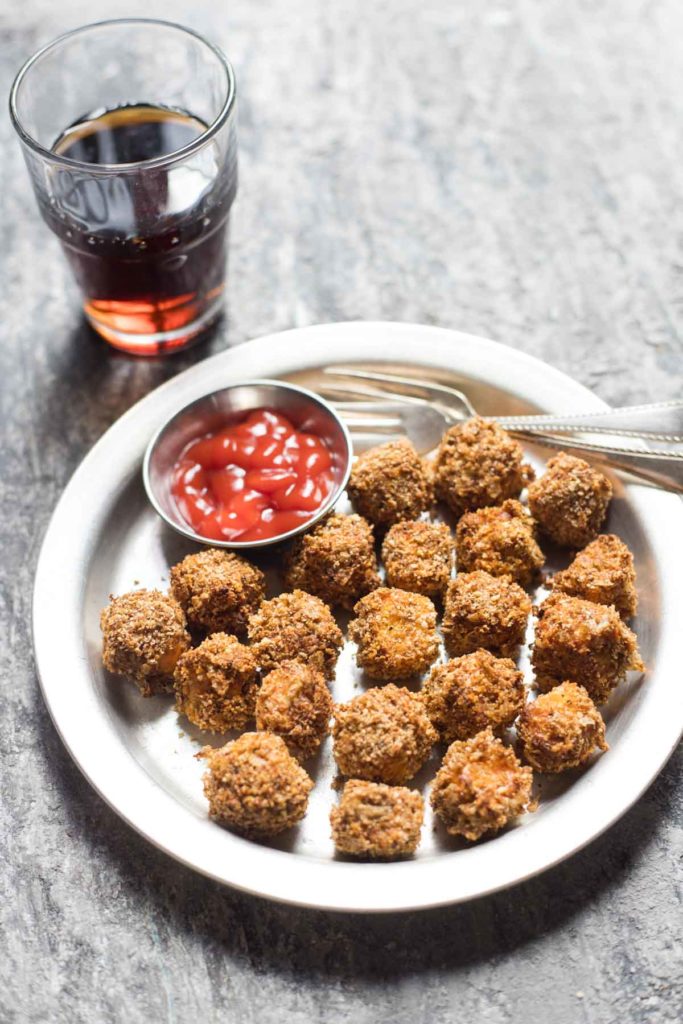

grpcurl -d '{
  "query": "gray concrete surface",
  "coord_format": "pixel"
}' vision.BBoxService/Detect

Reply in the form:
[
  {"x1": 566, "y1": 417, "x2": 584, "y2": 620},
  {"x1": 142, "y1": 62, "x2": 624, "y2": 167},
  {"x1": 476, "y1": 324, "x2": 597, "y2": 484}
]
[{"x1": 1, "y1": 1, "x2": 682, "y2": 1021}]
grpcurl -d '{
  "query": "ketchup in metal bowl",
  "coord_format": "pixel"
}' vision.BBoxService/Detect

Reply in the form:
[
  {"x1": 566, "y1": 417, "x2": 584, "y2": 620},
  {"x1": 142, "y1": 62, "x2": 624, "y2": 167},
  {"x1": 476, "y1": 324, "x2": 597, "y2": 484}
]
[{"x1": 171, "y1": 408, "x2": 335, "y2": 542}]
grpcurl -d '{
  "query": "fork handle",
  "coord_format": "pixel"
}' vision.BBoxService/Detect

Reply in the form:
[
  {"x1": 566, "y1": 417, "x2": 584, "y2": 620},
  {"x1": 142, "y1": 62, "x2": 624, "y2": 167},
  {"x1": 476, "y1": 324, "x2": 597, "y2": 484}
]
[
  {"x1": 516, "y1": 432, "x2": 683, "y2": 492},
  {"x1": 493, "y1": 400, "x2": 683, "y2": 441}
]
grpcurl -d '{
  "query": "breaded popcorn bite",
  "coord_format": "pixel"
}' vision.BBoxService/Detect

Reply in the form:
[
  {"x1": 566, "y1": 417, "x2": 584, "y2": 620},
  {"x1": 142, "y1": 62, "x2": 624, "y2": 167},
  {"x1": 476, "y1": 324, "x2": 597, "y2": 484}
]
[
  {"x1": 255, "y1": 661, "x2": 333, "y2": 759},
  {"x1": 248, "y1": 590, "x2": 343, "y2": 679},
  {"x1": 201, "y1": 732, "x2": 313, "y2": 836},
  {"x1": 430, "y1": 728, "x2": 534, "y2": 841},
  {"x1": 174, "y1": 633, "x2": 258, "y2": 732},
  {"x1": 528, "y1": 452, "x2": 612, "y2": 548},
  {"x1": 433, "y1": 418, "x2": 534, "y2": 516},
  {"x1": 347, "y1": 439, "x2": 433, "y2": 528},
  {"x1": 532, "y1": 593, "x2": 643, "y2": 704},
  {"x1": 455, "y1": 499, "x2": 544, "y2": 586},
  {"x1": 330, "y1": 780, "x2": 424, "y2": 858},
  {"x1": 332, "y1": 685, "x2": 437, "y2": 784},
  {"x1": 442, "y1": 571, "x2": 531, "y2": 658},
  {"x1": 349, "y1": 587, "x2": 439, "y2": 679},
  {"x1": 284, "y1": 513, "x2": 380, "y2": 609},
  {"x1": 422, "y1": 650, "x2": 526, "y2": 743},
  {"x1": 550, "y1": 534, "x2": 637, "y2": 618},
  {"x1": 381, "y1": 520, "x2": 454, "y2": 598},
  {"x1": 100, "y1": 589, "x2": 190, "y2": 696},
  {"x1": 517, "y1": 682, "x2": 607, "y2": 773},
  {"x1": 170, "y1": 548, "x2": 265, "y2": 636}
]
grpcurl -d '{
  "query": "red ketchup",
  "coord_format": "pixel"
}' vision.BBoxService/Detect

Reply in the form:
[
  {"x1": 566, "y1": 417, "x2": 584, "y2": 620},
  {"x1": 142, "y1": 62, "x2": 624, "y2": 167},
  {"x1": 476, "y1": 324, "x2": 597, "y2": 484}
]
[{"x1": 171, "y1": 408, "x2": 336, "y2": 542}]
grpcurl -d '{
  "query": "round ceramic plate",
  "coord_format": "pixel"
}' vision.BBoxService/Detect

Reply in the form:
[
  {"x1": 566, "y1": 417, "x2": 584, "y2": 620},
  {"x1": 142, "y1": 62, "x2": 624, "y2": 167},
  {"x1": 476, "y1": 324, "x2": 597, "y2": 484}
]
[{"x1": 32, "y1": 322, "x2": 683, "y2": 912}]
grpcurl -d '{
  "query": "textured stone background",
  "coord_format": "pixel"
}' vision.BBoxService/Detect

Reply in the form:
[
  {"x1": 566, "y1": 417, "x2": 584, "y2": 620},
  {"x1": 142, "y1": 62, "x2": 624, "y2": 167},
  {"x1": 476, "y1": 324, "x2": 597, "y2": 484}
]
[{"x1": 1, "y1": 1, "x2": 682, "y2": 1021}]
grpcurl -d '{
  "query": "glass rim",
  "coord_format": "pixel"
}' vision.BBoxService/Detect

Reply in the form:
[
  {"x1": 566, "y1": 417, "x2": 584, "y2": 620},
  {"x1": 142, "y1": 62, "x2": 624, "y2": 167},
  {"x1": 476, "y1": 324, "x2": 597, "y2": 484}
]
[{"x1": 8, "y1": 17, "x2": 236, "y2": 174}]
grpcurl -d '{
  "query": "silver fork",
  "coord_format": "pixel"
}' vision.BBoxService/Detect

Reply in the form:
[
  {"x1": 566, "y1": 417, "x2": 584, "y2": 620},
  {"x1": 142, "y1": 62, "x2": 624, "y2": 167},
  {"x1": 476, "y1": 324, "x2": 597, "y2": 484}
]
[
  {"x1": 324, "y1": 366, "x2": 683, "y2": 441},
  {"x1": 316, "y1": 374, "x2": 683, "y2": 493}
]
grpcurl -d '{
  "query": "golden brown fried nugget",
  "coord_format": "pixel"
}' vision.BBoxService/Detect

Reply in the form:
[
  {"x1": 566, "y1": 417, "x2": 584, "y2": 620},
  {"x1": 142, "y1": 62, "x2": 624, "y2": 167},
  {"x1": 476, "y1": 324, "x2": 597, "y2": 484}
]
[
  {"x1": 455, "y1": 499, "x2": 544, "y2": 586},
  {"x1": 332, "y1": 685, "x2": 437, "y2": 784},
  {"x1": 349, "y1": 587, "x2": 439, "y2": 679},
  {"x1": 255, "y1": 661, "x2": 333, "y2": 759},
  {"x1": 442, "y1": 571, "x2": 531, "y2": 658},
  {"x1": 347, "y1": 439, "x2": 433, "y2": 528},
  {"x1": 422, "y1": 650, "x2": 526, "y2": 743},
  {"x1": 248, "y1": 590, "x2": 343, "y2": 679},
  {"x1": 433, "y1": 418, "x2": 534, "y2": 516},
  {"x1": 532, "y1": 593, "x2": 643, "y2": 704},
  {"x1": 330, "y1": 780, "x2": 424, "y2": 858},
  {"x1": 381, "y1": 520, "x2": 454, "y2": 598},
  {"x1": 528, "y1": 452, "x2": 612, "y2": 548},
  {"x1": 100, "y1": 589, "x2": 190, "y2": 696},
  {"x1": 174, "y1": 633, "x2": 258, "y2": 732},
  {"x1": 284, "y1": 513, "x2": 380, "y2": 609},
  {"x1": 200, "y1": 732, "x2": 313, "y2": 836},
  {"x1": 550, "y1": 534, "x2": 637, "y2": 618},
  {"x1": 430, "y1": 728, "x2": 534, "y2": 841},
  {"x1": 517, "y1": 682, "x2": 607, "y2": 773},
  {"x1": 170, "y1": 548, "x2": 265, "y2": 636}
]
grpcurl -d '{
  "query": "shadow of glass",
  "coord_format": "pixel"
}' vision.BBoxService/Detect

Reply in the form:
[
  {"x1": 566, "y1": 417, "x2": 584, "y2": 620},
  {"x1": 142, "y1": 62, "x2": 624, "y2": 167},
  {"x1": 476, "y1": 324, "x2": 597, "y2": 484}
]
[{"x1": 34, "y1": 315, "x2": 229, "y2": 483}]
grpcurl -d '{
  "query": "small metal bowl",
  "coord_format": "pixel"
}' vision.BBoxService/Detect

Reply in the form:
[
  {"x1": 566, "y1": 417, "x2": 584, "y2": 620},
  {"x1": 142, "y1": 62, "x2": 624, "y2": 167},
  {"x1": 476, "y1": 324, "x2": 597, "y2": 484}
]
[{"x1": 142, "y1": 379, "x2": 353, "y2": 549}]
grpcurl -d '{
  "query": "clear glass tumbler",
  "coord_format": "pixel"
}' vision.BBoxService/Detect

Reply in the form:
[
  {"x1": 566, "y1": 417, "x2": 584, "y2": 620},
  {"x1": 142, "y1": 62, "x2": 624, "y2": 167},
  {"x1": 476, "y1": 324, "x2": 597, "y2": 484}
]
[{"x1": 9, "y1": 19, "x2": 237, "y2": 355}]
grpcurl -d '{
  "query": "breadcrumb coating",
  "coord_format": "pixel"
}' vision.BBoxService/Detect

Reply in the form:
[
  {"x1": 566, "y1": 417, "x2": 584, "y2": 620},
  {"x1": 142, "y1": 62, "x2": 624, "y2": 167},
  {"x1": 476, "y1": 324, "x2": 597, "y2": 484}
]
[
  {"x1": 349, "y1": 587, "x2": 440, "y2": 679},
  {"x1": 455, "y1": 499, "x2": 544, "y2": 586},
  {"x1": 200, "y1": 732, "x2": 313, "y2": 836},
  {"x1": 381, "y1": 520, "x2": 454, "y2": 598},
  {"x1": 433, "y1": 418, "x2": 534, "y2": 516},
  {"x1": 255, "y1": 660, "x2": 333, "y2": 759},
  {"x1": 517, "y1": 681, "x2": 607, "y2": 773},
  {"x1": 332, "y1": 684, "x2": 437, "y2": 784},
  {"x1": 284, "y1": 513, "x2": 380, "y2": 609},
  {"x1": 422, "y1": 650, "x2": 526, "y2": 743},
  {"x1": 532, "y1": 593, "x2": 643, "y2": 704},
  {"x1": 248, "y1": 590, "x2": 343, "y2": 679},
  {"x1": 100, "y1": 589, "x2": 190, "y2": 696},
  {"x1": 330, "y1": 780, "x2": 424, "y2": 858},
  {"x1": 442, "y1": 571, "x2": 531, "y2": 658},
  {"x1": 550, "y1": 534, "x2": 637, "y2": 618},
  {"x1": 170, "y1": 548, "x2": 265, "y2": 636},
  {"x1": 528, "y1": 452, "x2": 612, "y2": 548},
  {"x1": 430, "y1": 728, "x2": 534, "y2": 841},
  {"x1": 347, "y1": 439, "x2": 433, "y2": 528},
  {"x1": 174, "y1": 633, "x2": 258, "y2": 732}
]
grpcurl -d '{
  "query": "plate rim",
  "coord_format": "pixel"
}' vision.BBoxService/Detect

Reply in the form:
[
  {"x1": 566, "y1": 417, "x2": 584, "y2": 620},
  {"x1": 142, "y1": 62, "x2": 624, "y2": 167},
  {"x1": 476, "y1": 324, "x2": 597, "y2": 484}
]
[{"x1": 32, "y1": 321, "x2": 683, "y2": 912}]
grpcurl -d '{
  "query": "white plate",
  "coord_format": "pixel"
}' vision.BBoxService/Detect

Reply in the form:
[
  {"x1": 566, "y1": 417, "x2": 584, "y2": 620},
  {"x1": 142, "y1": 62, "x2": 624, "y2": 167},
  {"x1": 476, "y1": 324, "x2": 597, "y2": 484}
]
[{"x1": 32, "y1": 322, "x2": 683, "y2": 912}]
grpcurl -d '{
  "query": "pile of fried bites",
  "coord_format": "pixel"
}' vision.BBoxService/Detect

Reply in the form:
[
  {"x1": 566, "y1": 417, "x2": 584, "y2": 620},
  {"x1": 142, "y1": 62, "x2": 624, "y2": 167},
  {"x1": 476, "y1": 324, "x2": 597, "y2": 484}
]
[{"x1": 101, "y1": 418, "x2": 644, "y2": 858}]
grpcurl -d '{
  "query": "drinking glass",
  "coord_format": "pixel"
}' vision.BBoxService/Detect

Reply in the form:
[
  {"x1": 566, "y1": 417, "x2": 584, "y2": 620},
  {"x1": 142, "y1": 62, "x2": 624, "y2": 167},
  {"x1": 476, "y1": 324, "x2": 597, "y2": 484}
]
[{"x1": 9, "y1": 19, "x2": 237, "y2": 355}]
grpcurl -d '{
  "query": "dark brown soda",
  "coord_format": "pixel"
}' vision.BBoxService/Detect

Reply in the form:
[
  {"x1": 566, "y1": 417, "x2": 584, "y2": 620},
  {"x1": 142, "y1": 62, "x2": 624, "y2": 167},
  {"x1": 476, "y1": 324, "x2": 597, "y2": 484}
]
[{"x1": 47, "y1": 104, "x2": 236, "y2": 353}]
